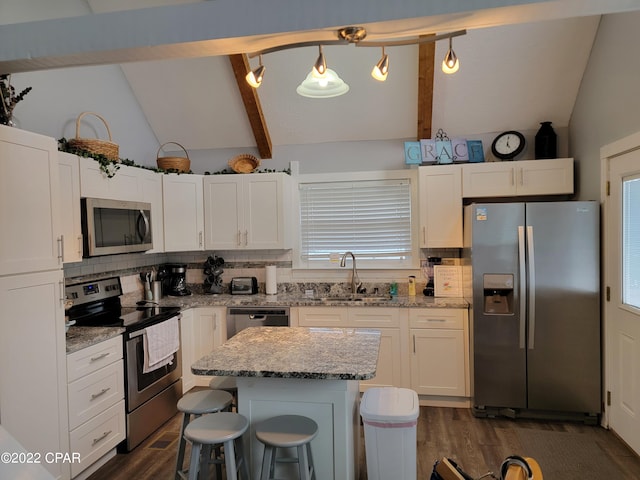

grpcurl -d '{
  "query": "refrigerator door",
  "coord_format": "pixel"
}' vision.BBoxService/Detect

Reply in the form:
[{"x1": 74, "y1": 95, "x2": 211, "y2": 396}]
[
  {"x1": 525, "y1": 201, "x2": 600, "y2": 413},
  {"x1": 468, "y1": 203, "x2": 527, "y2": 409}
]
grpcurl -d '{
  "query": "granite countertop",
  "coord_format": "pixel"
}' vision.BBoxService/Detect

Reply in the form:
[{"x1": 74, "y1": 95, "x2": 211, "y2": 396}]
[
  {"x1": 191, "y1": 326, "x2": 381, "y2": 380},
  {"x1": 120, "y1": 291, "x2": 468, "y2": 310},
  {"x1": 66, "y1": 326, "x2": 125, "y2": 354}
]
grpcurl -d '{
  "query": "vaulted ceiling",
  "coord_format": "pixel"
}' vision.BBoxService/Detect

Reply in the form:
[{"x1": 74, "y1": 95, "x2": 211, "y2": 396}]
[{"x1": 2, "y1": 1, "x2": 639, "y2": 158}]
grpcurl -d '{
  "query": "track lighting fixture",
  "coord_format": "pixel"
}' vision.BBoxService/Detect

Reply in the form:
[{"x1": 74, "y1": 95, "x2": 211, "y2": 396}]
[
  {"x1": 244, "y1": 27, "x2": 466, "y2": 96},
  {"x1": 245, "y1": 55, "x2": 265, "y2": 88},
  {"x1": 442, "y1": 37, "x2": 459, "y2": 74},
  {"x1": 313, "y1": 45, "x2": 327, "y2": 77},
  {"x1": 371, "y1": 46, "x2": 389, "y2": 81}
]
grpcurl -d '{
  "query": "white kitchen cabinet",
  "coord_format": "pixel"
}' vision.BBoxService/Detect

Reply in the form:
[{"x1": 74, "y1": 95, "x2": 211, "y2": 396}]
[
  {"x1": 295, "y1": 306, "x2": 404, "y2": 390},
  {"x1": 67, "y1": 335, "x2": 125, "y2": 478},
  {"x1": 409, "y1": 308, "x2": 469, "y2": 397},
  {"x1": 295, "y1": 306, "x2": 348, "y2": 327},
  {"x1": 162, "y1": 173, "x2": 204, "y2": 251},
  {"x1": 181, "y1": 307, "x2": 226, "y2": 391},
  {"x1": 0, "y1": 125, "x2": 62, "y2": 276},
  {"x1": 462, "y1": 157, "x2": 574, "y2": 198},
  {"x1": 418, "y1": 165, "x2": 463, "y2": 248},
  {"x1": 0, "y1": 270, "x2": 70, "y2": 480},
  {"x1": 203, "y1": 172, "x2": 292, "y2": 250},
  {"x1": 58, "y1": 152, "x2": 83, "y2": 263},
  {"x1": 138, "y1": 167, "x2": 165, "y2": 253},
  {"x1": 79, "y1": 156, "x2": 142, "y2": 201}
]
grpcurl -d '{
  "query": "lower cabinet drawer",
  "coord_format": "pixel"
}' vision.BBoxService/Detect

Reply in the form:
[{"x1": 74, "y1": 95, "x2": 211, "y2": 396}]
[
  {"x1": 70, "y1": 400, "x2": 126, "y2": 478},
  {"x1": 68, "y1": 360, "x2": 124, "y2": 430}
]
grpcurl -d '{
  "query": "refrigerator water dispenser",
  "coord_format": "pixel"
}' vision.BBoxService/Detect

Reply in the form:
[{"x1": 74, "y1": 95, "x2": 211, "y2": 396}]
[{"x1": 483, "y1": 274, "x2": 514, "y2": 314}]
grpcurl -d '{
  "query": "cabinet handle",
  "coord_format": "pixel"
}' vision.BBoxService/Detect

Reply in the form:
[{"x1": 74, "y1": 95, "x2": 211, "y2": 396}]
[
  {"x1": 510, "y1": 168, "x2": 515, "y2": 186},
  {"x1": 59, "y1": 281, "x2": 66, "y2": 306},
  {"x1": 57, "y1": 236, "x2": 64, "y2": 263},
  {"x1": 422, "y1": 226, "x2": 426, "y2": 244},
  {"x1": 413, "y1": 335, "x2": 416, "y2": 354},
  {"x1": 199, "y1": 231, "x2": 203, "y2": 247},
  {"x1": 78, "y1": 235, "x2": 83, "y2": 257},
  {"x1": 92, "y1": 430, "x2": 112, "y2": 446},
  {"x1": 90, "y1": 352, "x2": 110, "y2": 362},
  {"x1": 427, "y1": 318, "x2": 447, "y2": 322},
  {"x1": 519, "y1": 168, "x2": 524, "y2": 186},
  {"x1": 90, "y1": 387, "x2": 111, "y2": 400},
  {"x1": 237, "y1": 230, "x2": 241, "y2": 246},
  {"x1": 244, "y1": 230, "x2": 248, "y2": 246}
]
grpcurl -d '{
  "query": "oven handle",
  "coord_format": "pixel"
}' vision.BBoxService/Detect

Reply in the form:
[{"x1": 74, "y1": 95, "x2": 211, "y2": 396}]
[{"x1": 128, "y1": 314, "x2": 181, "y2": 339}]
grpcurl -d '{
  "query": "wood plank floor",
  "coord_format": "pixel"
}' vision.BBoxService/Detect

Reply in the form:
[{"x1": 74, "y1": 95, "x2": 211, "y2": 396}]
[{"x1": 88, "y1": 406, "x2": 640, "y2": 480}]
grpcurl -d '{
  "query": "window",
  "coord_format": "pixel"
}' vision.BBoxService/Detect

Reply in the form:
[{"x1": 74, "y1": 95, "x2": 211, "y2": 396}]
[
  {"x1": 296, "y1": 175, "x2": 417, "y2": 269},
  {"x1": 623, "y1": 175, "x2": 640, "y2": 308}
]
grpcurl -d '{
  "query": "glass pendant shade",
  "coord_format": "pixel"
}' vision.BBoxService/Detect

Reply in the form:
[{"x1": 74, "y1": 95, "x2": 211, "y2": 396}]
[{"x1": 296, "y1": 68, "x2": 349, "y2": 98}]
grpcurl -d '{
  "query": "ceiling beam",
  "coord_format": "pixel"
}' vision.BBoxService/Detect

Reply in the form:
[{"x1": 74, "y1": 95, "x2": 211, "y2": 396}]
[
  {"x1": 228, "y1": 54, "x2": 273, "y2": 159},
  {"x1": 417, "y1": 35, "x2": 435, "y2": 140}
]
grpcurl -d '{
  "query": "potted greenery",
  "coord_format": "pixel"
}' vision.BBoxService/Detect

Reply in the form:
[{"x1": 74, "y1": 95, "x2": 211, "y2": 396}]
[{"x1": 0, "y1": 74, "x2": 32, "y2": 126}]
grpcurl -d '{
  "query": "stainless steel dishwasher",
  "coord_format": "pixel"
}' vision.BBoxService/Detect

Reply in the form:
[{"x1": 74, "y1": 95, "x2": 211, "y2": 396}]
[{"x1": 226, "y1": 306, "x2": 290, "y2": 339}]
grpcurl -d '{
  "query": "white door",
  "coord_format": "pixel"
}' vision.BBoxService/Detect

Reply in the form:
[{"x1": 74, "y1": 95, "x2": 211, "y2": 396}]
[{"x1": 604, "y1": 137, "x2": 640, "y2": 455}]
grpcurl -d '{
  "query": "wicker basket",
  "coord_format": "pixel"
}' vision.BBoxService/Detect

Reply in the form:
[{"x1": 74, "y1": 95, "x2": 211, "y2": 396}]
[
  {"x1": 228, "y1": 154, "x2": 260, "y2": 173},
  {"x1": 67, "y1": 112, "x2": 119, "y2": 161},
  {"x1": 156, "y1": 142, "x2": 190, "y2": 172}
]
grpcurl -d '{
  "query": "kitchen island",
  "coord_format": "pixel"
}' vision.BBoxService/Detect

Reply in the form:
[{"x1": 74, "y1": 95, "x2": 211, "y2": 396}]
[{"x1": 191, "y1": 326, "x2": 381, "y2": 480}]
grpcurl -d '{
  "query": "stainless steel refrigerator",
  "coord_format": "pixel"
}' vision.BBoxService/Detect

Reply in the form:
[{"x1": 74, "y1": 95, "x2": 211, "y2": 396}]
[{"x1": 463, "y1": 201, "x2": 600, "y2": 421}]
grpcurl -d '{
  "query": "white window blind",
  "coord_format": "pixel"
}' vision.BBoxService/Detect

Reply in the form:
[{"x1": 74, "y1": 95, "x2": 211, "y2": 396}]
[{"x1": 299, "y1": 179, "x2": 412, "y2": 265}]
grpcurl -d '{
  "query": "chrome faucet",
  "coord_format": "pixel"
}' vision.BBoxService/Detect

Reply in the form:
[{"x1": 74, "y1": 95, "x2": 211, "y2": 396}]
[{"x1": 340, "y1": 251, "x2": 364, "y2": 294}]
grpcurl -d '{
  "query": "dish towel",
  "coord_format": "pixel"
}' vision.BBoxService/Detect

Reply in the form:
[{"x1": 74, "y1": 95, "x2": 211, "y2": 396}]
[{"x1": 143, "y1": 317, "x2": 180, "y2": 374}]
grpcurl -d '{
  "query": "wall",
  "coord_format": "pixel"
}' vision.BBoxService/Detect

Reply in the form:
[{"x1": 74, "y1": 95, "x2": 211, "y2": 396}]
[{"x1": 570, "y1": 11, "x2": 640, "y2": 200}]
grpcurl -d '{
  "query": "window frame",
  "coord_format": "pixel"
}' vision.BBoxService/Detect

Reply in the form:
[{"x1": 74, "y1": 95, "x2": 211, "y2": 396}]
[{"x1": 292, "y1": 169, "x2": 420, "y2": 270}]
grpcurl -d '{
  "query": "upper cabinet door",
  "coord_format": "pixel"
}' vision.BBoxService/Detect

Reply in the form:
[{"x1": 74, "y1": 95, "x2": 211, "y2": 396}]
[
  {"x1": 203, "y1": 173, "x2": 292, "y2": 250},
  {"x1": 79, "y1": 156, "x2": 142, "y2": 201},
  {"x1": 203, "y1": 176, "x2": 243, "y2": 250},
  {"x1": 58, "y1": 152, "x2": 83, "y2": 263},
  {"x1": 517, "y1": 157, "x2": 574, "y2": 196},
  {"x1": 0, "y1": 126, "x2": 61, "y2": 275},
  {"x1": 139, "y1": 168, "x2": 165, "y2": 253},
  {"x1": 462, "y1": 162, "x2": 518, "y2": 198},
  {"x1": 162, "y1": 174, "x2": 204, "y2": 251},
  {"x1": 462, "y1": 158, "x2": 574, "y2": 198},
  {"x1": 244, "y1": 174, "x2": 290, "y2": 249},
  {"x1": 418, "y1": 165, "x2": 463, "y2": 248}
]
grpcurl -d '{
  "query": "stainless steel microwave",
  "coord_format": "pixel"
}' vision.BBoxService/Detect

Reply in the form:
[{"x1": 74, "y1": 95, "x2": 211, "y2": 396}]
[{"x1": 81, "y1": 198, "x2": 153, "y2": 256}]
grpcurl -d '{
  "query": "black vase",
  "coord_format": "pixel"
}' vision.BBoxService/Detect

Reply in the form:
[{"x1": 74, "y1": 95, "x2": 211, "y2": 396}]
[{"x1": 535, "y1": 121, "x2": 557, "y2": 159}]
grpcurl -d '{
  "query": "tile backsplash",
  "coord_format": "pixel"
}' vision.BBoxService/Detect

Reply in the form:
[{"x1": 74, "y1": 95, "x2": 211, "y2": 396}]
[{"x1": 64, "y1": 248, "x2": 460, "y2": 297}]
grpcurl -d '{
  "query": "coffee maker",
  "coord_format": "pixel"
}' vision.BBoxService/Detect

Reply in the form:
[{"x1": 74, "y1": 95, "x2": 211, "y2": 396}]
[{"x1": 157, "y1": 264, "x2": 191, "y2": 296}]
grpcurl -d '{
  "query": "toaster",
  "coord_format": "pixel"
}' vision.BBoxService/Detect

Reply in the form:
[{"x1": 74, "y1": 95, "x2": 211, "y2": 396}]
[{"x1": 230, "y1": 277, "x2": 259, "y2": 295}]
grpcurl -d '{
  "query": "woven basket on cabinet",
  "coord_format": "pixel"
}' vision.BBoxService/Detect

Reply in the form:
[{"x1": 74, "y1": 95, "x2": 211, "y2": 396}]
[
  {"x1": 156, "y1": 142, "x2": 190, "y2": 172},
  {"x1": 67, "y1": 111, "x2": 119, "y2": 161}
]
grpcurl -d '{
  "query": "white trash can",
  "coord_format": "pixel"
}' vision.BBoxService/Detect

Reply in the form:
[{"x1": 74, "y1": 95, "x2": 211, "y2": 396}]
[{"x1": 360, "y1": 387, "x2": 420, "y2": 480}]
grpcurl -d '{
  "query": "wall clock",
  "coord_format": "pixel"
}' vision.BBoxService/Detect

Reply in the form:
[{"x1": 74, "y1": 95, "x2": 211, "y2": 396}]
[{"x1": 491, "y1": 131, "x2": 526, "y2": 160}]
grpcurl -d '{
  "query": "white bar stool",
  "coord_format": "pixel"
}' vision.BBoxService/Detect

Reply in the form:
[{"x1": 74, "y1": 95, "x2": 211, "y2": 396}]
[
  {"x1": 184, "y1": 412, "x2": 250, "y2": 480},
  {"x1": 255, "y1": 415, "x2": 318, "y2": 480},
  {"x1": 175, "y1": 389, "x2": 234, "y2": 480}
]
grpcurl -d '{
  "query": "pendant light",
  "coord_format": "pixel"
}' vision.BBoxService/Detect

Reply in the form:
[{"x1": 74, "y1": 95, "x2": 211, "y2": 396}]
[
  {"x1": 312, "y1": 45, "x2": 327, "y2": 77},
  {"x1": 442, "y1": 37, "x2": 459, "y2": 74},
  {"x1": 245, "y1": 55, "x2": 265, "y2": 88},
  {"x1": 371, "y1": 47, "x2": 389, "y2": 81}
]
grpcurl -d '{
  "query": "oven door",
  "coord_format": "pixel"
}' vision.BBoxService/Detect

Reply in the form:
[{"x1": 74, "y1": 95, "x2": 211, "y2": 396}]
[{"x1": 125, "y1": 320, "x2": 182, "y2": 412}]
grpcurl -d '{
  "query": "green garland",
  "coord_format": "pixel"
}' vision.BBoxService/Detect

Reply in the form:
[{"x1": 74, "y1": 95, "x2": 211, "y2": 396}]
[{"x1": 58, "y1": 138, "x2": 290, "y2": 178}]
